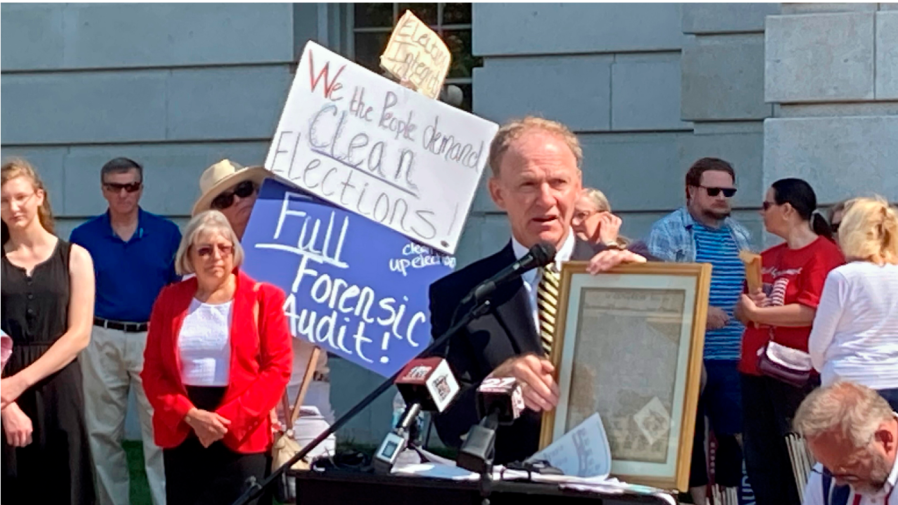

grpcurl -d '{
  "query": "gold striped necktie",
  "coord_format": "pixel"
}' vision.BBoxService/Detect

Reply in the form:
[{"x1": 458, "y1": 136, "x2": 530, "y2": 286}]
[{"x1": 537, "y1": 263, "x2": 561, "y2": 356}]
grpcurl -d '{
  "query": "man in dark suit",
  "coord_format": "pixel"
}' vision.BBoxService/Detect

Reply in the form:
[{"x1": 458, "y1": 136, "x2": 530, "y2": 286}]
[{"x1": 430, "y1": 117, "x2": 650, "y2": 464}]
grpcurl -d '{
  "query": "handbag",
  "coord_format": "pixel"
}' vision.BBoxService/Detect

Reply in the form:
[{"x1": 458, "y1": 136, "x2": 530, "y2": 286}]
[
  {"x1": 250, "y1": 285, "x2": 312, "y2": 503},
  {"x1": 753, "y1": 249, "x2": 813, "y2": 388},
  {"x1": 756, "y1": 331, "x2": 813, "y2": 388},
  {"x1": 270, "y1": 348, "x2": 321, "y2": 503}
]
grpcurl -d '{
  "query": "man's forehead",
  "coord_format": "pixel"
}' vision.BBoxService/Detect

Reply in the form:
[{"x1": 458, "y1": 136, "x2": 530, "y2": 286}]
[
  {"x1": 103, "y1": 168, "x2": 141, "y2": 182},
  {"x1": 700, "y1": 170, "x2": 734, "y2": 186}
]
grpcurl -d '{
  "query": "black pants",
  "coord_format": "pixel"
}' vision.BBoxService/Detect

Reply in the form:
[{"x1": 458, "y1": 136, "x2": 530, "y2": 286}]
[
  {"x1": 164, "y1": 387, "x2": 268, "y2": 505},
  {"x1": 741, "y1": 374, "x2": 817, "y2": 505}
]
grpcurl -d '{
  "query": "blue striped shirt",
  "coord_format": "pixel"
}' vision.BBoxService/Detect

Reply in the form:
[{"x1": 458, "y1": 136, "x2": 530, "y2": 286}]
[{"x1": 693, "y1": 222, "x2": 746, "y2": 360}]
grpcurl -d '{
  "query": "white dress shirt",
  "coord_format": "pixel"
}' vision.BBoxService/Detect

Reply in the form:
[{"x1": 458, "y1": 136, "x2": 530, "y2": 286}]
[
  {"x1": 511, "y1": 231, "x2": 576, "y2": 332},
  {"x1": 809, "y1": 262, "x2": 898, "y2": 390}
]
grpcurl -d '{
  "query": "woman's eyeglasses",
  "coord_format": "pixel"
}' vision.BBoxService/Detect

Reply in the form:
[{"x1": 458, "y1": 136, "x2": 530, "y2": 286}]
[
  {"x1": 211, "y1": 181, "x2": 257, "y2": 210},
  {"x1": 196, "y1": 244, "x2": 234, "y2": 258}
]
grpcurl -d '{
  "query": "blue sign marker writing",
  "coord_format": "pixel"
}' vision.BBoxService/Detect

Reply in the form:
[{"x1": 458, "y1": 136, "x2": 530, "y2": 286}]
[{"x1": 242, "y1": 178, "x2": 455, "y2": 377}]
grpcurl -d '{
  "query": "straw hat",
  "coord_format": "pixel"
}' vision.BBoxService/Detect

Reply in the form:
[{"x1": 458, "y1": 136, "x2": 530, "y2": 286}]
[{"x1": 192, "y1": 159, "x2": 270, "y2": 216}]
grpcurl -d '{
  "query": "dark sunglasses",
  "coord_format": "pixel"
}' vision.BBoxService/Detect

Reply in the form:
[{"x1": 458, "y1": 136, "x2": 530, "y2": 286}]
[
  {"x1": 103, "y1": 182, "x2": 142, "y2": 193},
  {"x1": 762, "y1": 201, "x2": 778, "y2": 211},
  {"x1": 699, "y1": 185, "x2": 737, "y2": 198},
  {"x1": 210, "y1": 180, "x2": 257, "y2": 210},
  {"x1": 832, "y1": 221, "x2": 841, "y2": 234}
]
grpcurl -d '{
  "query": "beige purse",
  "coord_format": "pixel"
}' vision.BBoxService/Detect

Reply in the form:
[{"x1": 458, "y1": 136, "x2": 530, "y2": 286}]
[
  {"x1": 271, "y1": 347, "x2": 321, "y2": 472},
  {"x1": 253, "y1": 284, "x2": 320, "y2": 502}
]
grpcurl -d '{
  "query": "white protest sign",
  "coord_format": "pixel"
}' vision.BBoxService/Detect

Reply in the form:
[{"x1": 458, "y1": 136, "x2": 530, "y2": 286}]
[
  {"x1": 265, "y1": 40, "x2": 498, "y2": 255},
  {"x1": 380, "y1": 10, "x2": 451, "y2": 99}
]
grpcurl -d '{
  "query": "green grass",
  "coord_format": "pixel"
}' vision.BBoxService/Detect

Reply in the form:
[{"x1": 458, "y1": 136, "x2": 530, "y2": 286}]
[{"x1": 124, "y1": 441, "x2": 153, "y2": 505}]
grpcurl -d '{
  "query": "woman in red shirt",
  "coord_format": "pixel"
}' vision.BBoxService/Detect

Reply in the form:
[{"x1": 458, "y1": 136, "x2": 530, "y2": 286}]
[
  {"x1": 141, "y1": 210, "x2": 292, "y2": 505},
  {"x1": 735, "y1": 178, "x2": 844, "y2": 505}
]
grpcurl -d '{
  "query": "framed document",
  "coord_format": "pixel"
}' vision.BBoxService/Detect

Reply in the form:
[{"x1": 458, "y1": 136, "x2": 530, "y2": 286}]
[{"x1": 539, "y1": 262, "x2": 711, "y2": 491}]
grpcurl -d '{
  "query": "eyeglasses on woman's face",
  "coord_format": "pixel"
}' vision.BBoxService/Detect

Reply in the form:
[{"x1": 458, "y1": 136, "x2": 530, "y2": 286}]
[
  {"x1": 210, "y1": 181, "x2": 257, "y2": 210},
  {"x1": 195, "y1": 243, "x2": 234, "y2": 259}
]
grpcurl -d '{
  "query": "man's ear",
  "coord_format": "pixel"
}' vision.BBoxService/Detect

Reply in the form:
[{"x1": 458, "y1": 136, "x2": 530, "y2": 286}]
[
  {"x1": 877, "y1": 423, "x2": 895, "y2": 453},
  {"x1": 488, "y1": 176, "x2": 507, "y2": 211}
]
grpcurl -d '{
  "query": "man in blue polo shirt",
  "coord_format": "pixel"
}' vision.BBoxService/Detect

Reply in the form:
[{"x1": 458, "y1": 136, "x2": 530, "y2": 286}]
[{"x1": 71, "y1": 157, "x2": 180, "y2": 505}]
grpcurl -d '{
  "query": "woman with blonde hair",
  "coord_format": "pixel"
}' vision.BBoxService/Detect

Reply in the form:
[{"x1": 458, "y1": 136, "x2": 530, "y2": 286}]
[
  {"x1": 1, "y1": 158, "x2": 96, "y2": 503},
  {"x1": 809, "y1": 196, "x2": 898, "y2": 409},
  {"x1": 571, "y1": 187, "x2": 630, "y2": 247},
  {"x1": 142, "y1": 210, "x2": 292, "y2": 505}
]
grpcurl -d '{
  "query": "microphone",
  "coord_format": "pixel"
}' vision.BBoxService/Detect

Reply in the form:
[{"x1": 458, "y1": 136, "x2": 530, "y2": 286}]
[
  {"x1": 373, "y1": 357, "x2": 460, "y2": 473},
  {"x1": 456, "y1": 377, "x2": 525, "y2": 473},
  {"x1": 463, "y1": 242, "x2": 556, "y2": 305}
]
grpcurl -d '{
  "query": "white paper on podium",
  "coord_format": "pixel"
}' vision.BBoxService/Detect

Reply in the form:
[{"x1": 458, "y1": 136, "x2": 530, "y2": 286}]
[{"x1": 528, "y1": 412, "x2": 612, "y2": 478}]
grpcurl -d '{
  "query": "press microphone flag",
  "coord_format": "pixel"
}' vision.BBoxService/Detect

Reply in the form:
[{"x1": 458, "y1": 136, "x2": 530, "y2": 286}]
[
  {"x1": 476, "y1": 377, "x2": 525, "y2": 425},
  {"x1": 394, "y1": 357, "x2": 460, "y2": 413},
  {"x1": 374, "y1": 357, "x2": 460, "y2": 473},
  {"x1": 463, "y1": 242, "x2": 556, "y2": 305}
]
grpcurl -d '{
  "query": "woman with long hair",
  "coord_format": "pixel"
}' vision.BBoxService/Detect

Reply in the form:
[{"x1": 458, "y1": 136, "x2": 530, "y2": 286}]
[
  {"x1": 1, "y1": 158, "x2": 96, "y2": 504},
  {"x1": 735, "y1": 178, "x2": 844, "y2": 505},
  {"x1": 808, "y1": 196, "x2": 898, "y2": 408}
]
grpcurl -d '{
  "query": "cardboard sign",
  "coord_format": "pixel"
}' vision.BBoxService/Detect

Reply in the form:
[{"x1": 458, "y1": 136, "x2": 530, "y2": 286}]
[
  {"x1": 265, "y1": 40, "x2": 498, "y2": 255},
  {"x1": 380, "y1": 10, "x2": 451, "y2": 99},
  {"x1": 241, "y1": 178, "x2": 455, "y2": 377}
]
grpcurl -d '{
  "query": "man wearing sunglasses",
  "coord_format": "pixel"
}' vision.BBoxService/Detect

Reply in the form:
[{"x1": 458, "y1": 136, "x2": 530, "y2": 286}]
[
  {"x1": 70, "y1": 157, "x2": 182, "y2": 505},
  {"x1": 645, "y1": 157, "x2": 753, "y2": 503},
  {"x1": 796, "y1": 381, "x2": 898, "y2": 505}
]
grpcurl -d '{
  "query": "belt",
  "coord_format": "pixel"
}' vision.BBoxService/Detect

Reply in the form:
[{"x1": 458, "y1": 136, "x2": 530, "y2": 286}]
[{"x1": 93, "y1": 317, "x2": 148, "y2": 333}]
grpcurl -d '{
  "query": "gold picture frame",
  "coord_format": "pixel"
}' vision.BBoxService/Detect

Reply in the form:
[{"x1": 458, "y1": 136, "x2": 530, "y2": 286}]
[{"x1": 539, "y1": 262, "x2": 711, "y2": 492}]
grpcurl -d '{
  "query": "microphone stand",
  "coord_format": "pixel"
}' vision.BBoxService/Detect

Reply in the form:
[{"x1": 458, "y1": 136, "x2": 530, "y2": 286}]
[{"x1": 231, "y1": 297, "x2": 494, "y2": 505}]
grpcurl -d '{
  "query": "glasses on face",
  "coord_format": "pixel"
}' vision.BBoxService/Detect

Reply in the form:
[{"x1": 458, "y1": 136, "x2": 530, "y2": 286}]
[
  {"x1": 832, "y1": 222, "x2": 841, "y2": 234},
  {"x1": 195, "y1": 243, "x2": 234, "y2": 258},
  {"x1": 210, "y1": 181, "x2": 257, "y2": 210},
  {"x1": 0, "y1": 192, "x2": 35, "y2": 208},
  {"x1": 811, "y1": 466, "x2": 863, "y2": 484},
  {"x1": 698, "y1": 185, "x2": 737, "y2": 198},
  {"x1": 762, "y1": 201, "x2": 778, "y2": 211},
  {"x1": 103, "y1": 181, "x2": 142, "y2": 193}
]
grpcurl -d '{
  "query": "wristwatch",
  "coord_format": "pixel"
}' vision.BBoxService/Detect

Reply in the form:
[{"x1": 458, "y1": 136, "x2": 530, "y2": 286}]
[{"x1": 602, "y1": 240, "x2": 625, "y2": 251}]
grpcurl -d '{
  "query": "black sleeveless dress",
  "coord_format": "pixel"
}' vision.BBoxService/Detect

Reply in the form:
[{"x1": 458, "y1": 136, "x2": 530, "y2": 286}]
[{"x1": 1, "y1": 239, "x2": 95, "y2": 505}]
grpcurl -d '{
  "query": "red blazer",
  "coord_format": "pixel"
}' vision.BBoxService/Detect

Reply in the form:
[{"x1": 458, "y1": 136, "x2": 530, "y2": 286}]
[{"x1": 141, "y1": 269, "x2": 293, "y2": 453}]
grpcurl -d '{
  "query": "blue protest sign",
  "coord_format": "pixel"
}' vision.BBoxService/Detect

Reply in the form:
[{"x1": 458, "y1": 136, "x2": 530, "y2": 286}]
[{"x1": 242, "y1": 178, "x2": 455, "y2": 377}]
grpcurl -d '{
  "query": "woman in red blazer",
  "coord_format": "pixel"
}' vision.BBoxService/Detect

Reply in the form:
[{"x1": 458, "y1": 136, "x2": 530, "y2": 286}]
[{"x1": 141, "y1": 210, "x2": 292, "y2": 505}]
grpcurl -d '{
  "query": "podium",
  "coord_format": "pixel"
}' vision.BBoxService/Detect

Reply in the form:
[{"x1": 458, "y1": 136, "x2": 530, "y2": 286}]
[{"x1": 291, "y1": 469, "x2": 675, "y2": 504}]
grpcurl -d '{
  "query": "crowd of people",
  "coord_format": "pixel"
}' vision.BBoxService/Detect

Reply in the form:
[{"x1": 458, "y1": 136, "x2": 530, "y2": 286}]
[{"x1": 1, "y1": 114, "x2": 897, "y2": 505}]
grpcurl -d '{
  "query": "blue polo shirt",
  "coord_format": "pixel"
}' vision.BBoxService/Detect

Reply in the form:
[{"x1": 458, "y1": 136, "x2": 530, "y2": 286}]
[{"x1": 70, "y1": 208, "x2": 181, "y2": 323}]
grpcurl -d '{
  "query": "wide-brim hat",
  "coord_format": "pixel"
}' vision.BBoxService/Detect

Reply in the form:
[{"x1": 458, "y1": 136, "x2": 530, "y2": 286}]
[{"x1": 192, "y1": 159, "x2": 270, "y2": 216}]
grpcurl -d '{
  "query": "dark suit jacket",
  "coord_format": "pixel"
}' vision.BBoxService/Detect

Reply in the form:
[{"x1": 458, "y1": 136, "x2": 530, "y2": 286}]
[{"x1": 429, "y1": 239, "x2": 659, "y2": 464}]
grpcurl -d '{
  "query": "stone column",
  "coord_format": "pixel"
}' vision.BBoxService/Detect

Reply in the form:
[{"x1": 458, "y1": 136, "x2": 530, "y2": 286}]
[{"x1": 764, "y1": 3, "x2": 898, "y2": 233}]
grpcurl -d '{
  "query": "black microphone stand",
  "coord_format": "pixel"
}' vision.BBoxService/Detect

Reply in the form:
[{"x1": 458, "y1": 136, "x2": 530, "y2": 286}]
[{"x1": 231, "y1": 297, "x2": 494, "y2": 505}]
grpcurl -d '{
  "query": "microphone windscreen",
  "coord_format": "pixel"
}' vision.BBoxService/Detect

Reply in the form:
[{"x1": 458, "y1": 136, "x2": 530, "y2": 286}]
[{"x1": 530, "y1": 242, "x2": 557, "y2": 267}]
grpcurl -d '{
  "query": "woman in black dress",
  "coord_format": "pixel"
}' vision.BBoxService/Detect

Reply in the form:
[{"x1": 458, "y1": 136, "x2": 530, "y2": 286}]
[{"x1": 1, "y1": 159, "x2": 96, "y2": 504}]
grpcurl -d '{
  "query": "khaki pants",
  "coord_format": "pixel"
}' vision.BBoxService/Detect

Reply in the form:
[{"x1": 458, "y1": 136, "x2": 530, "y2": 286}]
[{"x1": 82, "y1": 326, "x2": 165, "y2": 505}]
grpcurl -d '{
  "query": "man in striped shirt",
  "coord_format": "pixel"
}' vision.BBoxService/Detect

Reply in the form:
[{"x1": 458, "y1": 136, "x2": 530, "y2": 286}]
[{"x1": 646, "y1": 157, "x2": 752, "y2": 503}]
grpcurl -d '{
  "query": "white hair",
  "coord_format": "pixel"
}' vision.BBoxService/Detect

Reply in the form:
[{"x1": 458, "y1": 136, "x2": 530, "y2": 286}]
[
  {"x1": 175, "y1": 210, "x2": 244, "y2": 275},
  {"x1": 794, "y1": 381, "x2": 894, "y2": 448}
]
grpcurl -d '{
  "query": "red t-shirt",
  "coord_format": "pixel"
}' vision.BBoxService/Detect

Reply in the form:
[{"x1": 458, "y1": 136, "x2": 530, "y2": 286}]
[{"x1": 738, "y1": 237, "x2": 845, "y2": 375}]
